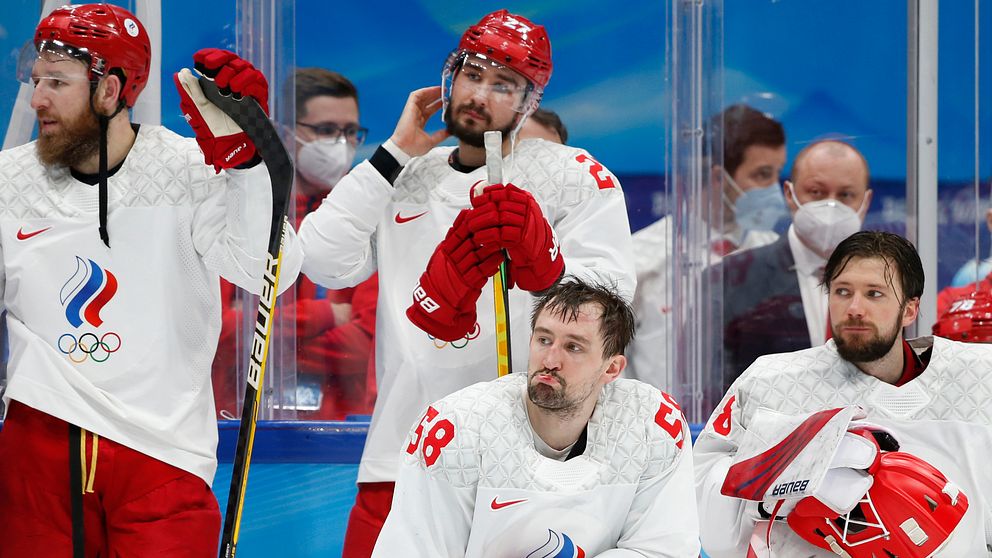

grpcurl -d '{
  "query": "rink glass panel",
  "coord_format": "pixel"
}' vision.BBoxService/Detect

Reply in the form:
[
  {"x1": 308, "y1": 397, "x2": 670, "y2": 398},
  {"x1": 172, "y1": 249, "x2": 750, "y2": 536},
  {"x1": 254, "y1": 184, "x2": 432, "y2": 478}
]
[
  {"x1": 932, "y1": 3, "x2": 992, "y2": 305},
  {"x1": 0, "y1": 1, "x2": 985, "y2": 555},
  {"x1": 0, "y1": 0, "x2": 985, "y2": 426}
]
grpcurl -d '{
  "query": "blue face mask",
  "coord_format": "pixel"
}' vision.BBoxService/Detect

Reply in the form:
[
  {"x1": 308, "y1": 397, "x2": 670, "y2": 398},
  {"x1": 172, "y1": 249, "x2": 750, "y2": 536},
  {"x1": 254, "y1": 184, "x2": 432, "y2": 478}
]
[{"x1": 725, "y1": 171, "x2": 788, "y2": 232}]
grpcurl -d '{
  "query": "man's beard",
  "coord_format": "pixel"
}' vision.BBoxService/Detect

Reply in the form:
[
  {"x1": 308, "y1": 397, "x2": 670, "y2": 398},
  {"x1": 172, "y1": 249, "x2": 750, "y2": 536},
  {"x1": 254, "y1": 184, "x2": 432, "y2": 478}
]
[
  {"x1": 833, "y1": 311, "x2": 903, "y2": 363},
  {"x1": 527, "y1": 369, "x2": 592, "y2": 420},
  {"x1": 36, "y1": 107, "x2": 101, "y2": 168},
  {"x1": 445, "y1": 102, "x2": 516, "y2": 148}
]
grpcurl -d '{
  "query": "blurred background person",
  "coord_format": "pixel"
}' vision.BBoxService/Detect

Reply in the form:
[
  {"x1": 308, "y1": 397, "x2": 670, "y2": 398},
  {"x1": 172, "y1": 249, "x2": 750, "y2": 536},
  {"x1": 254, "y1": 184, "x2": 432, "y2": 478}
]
[
  {"x1": 213, "y1": 68, "x2": 378, "y2": 420},
  {"x1": 626, "y1": 104, "x2": 787, "y2": 387},
  {"x1": 519, "y1": 107, "x2": 568, "y2": 144},
  {"x1": 717, "y1": 139, "x2": 872, "y2": 389}
]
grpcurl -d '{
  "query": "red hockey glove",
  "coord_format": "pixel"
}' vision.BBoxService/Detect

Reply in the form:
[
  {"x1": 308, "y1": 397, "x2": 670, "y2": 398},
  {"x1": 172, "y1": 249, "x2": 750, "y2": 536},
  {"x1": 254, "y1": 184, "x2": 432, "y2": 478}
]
[
  {"x1": 193, "y1": 49, "x2": 270, "y2": 113},
  {"x1": 471, "y1": 183, "x2": 564, "y2": 292},
  {"x1": 174, "y1": 49, "x2": 268, "y2": 173},
  {"x1": 407, "y1": 209, "x2": 505, "y2": 341}
]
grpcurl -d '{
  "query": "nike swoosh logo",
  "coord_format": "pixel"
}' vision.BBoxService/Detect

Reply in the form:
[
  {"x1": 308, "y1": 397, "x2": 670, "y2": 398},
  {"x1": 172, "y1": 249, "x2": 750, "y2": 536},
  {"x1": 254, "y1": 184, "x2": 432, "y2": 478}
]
[
  {"x1": 490, "y1": 496, "x2": 527, "y2": 510},
  {"x1": 394, "y1": 211, "x2": 427, "y2": 224},
  {"x1": 16, "y1": 226, "x2": 51, "y2": 240}
]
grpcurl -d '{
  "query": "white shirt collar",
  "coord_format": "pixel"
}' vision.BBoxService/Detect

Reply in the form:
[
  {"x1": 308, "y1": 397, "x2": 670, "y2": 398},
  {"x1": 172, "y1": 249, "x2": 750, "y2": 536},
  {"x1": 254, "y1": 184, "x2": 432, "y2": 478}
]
[{"x1": 787, "y1": 224, "x2": 827, "y2": 277}]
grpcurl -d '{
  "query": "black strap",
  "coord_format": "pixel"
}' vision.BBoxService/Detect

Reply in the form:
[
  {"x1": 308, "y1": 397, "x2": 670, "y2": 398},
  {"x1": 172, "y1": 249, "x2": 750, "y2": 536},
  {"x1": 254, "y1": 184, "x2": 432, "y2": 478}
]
[
  {"x1": 98, "y1": 114, "x2": 110, "y2": 247},
  {"x1": 68, "y1": 425, "x2": 84, "y2": 558}
]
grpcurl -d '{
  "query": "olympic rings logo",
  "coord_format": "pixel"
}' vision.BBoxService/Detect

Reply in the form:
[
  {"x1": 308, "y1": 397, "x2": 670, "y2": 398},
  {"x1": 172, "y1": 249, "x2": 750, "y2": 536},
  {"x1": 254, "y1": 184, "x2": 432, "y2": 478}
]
[
  {"x1": 58, "y1": 332, "x2": 122, "y2": 363},
  {"x1": 429, "y1": 322, "x2": 481, "y2": 349}
]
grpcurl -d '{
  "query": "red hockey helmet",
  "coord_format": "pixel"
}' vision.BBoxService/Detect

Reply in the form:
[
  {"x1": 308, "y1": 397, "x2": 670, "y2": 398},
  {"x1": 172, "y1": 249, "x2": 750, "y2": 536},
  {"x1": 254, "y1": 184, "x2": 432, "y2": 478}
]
[
  {"x1": 787, "y1": 452, "x2": 969, "y2": 558},
  {"x1": 442, "y1": 10, "x2": 552, "y2": 120},
  {"x1": 932, "y1": 290, "x2": 992, "y2": 343},
  {"x1": 458, "y1": 9, "x2": 552, "y2": 90},
  {"x1": 33, "y1": 3, "x2": 151, "y2": 108}
]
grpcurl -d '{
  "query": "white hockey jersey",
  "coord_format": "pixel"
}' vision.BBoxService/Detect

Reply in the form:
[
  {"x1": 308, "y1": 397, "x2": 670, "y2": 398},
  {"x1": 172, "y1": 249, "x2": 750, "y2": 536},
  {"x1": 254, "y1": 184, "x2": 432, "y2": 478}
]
[
  {"x1": 0, "y1": 125, "x2": 301, "y2": 484},
  {"x1": 694, "y1": 336, "x2": 992, "y2": 557},
  {"x1": 372, "y1": 373, "x2": 699, "y2": 557},
  {"x1": 299, "y1": 138, "x2": 636, "y2": 483}
]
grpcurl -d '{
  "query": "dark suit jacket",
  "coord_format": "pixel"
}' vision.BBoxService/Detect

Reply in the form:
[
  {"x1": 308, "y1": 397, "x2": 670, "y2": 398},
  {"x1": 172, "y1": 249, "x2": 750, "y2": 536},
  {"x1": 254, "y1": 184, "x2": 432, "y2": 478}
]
[{"x1": 714, "y1": 235, "x2": 813, "y2": 389}]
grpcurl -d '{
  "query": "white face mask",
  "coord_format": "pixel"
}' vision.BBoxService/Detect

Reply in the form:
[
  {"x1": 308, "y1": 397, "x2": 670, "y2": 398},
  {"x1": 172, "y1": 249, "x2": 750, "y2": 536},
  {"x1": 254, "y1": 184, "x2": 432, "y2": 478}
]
[
  {"x1": 789, "y1": 185, "x2": 868, "y2": 259},
  {"x1": 295, "y1": 136, "x2": 356, "y2": 190}
]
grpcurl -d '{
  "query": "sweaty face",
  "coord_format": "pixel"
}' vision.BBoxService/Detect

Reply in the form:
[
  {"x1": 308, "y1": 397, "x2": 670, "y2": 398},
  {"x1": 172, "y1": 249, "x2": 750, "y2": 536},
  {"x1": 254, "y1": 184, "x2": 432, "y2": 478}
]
[
  {"x1": 30, "y1": 54, "x2": 100, "y2": 168},
  {"x1": 527, "y1": 303, "x2": 612, "y2": 418},
  {"x1": 445, "y1": 56, "x2": 528, "y2": 148},
  {"x1": 828, "y1": 257, "x2": 917, "y2": 364}
]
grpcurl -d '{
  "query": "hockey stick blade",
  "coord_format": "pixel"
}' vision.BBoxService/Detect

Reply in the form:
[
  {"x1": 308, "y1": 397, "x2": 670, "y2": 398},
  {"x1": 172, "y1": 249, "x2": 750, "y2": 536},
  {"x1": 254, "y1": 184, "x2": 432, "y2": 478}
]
[
  {"x1": 484, "y1": 131, "x2": 512, "y2": 377},
  {"x1": 198, "y1": 77, "x2": 294, "y2": 558}
]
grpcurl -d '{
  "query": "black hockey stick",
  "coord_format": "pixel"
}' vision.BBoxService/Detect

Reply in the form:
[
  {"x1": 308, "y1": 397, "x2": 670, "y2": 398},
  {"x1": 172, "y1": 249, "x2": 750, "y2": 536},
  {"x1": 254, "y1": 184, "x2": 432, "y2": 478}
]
[{"x1": 198, "y1": 76, "x2": 294, "y2": 558}]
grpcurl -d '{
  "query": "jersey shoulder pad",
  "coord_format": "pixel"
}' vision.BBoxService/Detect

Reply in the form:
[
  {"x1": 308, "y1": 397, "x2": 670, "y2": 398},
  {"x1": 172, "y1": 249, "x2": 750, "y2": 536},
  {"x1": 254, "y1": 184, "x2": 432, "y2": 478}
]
[
  {"x1": 594, "y1": 379, "x2": 688, "y2": 477},
  {"x1": 401, "y1": 375, "x2": 522, "y2": 486},
  {"x1": 123, "y1": 125, "x2": 216, "y2": 205},
  {"x1": 392, "y1": 146, "x2": 457, "y2": 202},
  {"x1": 0, "y1": 141, "x2": 65, "y2": 218},
  {"x1": 510, "y1": 142, "x2": 622, "y2": 201}
]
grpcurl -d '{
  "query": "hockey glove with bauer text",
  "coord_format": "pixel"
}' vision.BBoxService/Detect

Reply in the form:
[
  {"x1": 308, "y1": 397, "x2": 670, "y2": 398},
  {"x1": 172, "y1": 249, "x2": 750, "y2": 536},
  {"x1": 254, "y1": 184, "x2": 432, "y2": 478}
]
[
  {"x1": 760, "y1": 424, "x2": 896, "y2": 521},
  {"x1": 471, "y1": 183, "x2": 564, "y2": 292},
  {"x1": 407, "y1": 209, "x2": 505, "y2": 341},
  {"x1": 174, "y1": 48, "x2": 269, "y2": 172}
]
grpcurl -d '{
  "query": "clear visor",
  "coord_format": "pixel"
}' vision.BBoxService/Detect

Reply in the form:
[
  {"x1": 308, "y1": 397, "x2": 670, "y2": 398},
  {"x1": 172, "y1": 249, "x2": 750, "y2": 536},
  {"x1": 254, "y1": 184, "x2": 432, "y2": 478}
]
[
  {"x1": 441, "y1": 50, "x2": 542, "y2": 120},
  {"x1": 16, "y1": 40, "x2": 93, "y2": 85}
]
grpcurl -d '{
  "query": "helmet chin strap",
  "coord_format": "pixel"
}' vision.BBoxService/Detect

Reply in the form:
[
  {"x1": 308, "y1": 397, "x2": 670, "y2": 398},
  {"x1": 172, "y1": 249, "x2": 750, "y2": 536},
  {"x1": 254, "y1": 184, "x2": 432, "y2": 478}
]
[
  {"x1": 89, "y1": 80, "x2": 128, "y2": 248},
  {"x1": 98, "y1": 112, "x2": 109, "y2": 247}
]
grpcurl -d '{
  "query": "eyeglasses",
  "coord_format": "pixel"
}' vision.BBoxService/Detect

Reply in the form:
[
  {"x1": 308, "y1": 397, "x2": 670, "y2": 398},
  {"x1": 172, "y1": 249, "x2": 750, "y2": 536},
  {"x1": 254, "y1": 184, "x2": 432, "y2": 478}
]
[{"x1": 296, "y1": 121, "x2": 368, "y2": 145}]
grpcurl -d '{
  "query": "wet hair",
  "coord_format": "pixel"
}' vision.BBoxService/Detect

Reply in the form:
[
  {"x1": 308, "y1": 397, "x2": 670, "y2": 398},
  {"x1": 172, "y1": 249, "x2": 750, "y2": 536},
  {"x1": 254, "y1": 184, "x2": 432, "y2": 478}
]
[
  {"x1": 822, "y1": 231, "x2": 924, "y2": 304},
  {"x1": 528, "y1": 108, "x2": 568, "y2": 143},
  {"x1": 530, "y1": 278, "x2": 635, "y2": 358},
  {"x1": 710, "y1": 104, "x2": 785, "y2": 177},
  {"x1": 282, "y1": 67, "x2": 358, "y2": 121}
]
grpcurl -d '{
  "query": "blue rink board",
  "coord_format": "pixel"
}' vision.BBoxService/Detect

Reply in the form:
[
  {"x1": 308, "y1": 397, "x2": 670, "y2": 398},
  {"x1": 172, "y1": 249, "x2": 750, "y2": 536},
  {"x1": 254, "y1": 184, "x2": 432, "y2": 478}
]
[
  {"x1": 213, "y1": 462, "x2": 358, "y2": 557},
  {"x1": 213, "y1": 420, "x2": 706, "y2": 557}
]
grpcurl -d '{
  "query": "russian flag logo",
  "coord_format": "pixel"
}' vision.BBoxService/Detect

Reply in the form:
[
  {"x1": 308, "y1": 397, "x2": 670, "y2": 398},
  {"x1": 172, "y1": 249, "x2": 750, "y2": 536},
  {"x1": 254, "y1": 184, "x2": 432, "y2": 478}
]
[
  {"x1": 526, "y1": 529, "x2": 586, "y2": 558},
  {"x1": 60, "y1": 256, "x2": 118, "y2": 328}
]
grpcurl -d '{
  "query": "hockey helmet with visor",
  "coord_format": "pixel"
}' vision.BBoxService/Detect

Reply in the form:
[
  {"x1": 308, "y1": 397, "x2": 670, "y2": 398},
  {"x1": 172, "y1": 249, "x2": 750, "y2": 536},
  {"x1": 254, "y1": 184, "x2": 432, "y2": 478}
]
[
  {"x1": 19, "y1": 3, "x2": 151, "y2": 109},
  {"x1": 441, "y1": 9, "x2": 552, "y2": 123}
]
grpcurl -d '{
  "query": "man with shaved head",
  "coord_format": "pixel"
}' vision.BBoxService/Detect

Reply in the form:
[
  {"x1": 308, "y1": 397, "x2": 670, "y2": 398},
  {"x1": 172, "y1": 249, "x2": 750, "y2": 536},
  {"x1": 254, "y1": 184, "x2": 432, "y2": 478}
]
[{"x1": 717, "y1": 139, "x2": 872, "y2": 388}]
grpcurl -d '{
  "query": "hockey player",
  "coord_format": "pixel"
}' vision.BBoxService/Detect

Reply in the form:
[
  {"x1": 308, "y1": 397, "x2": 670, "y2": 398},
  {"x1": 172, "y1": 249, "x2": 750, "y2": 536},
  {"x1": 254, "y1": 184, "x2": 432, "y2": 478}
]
[
  {"x1": 0, "y1": 5, "x2": 300, "y2": 555},
  {"x1": 298, "y1": 9, "x2": 636, "y2": 553},
  {"x1": 372, "y1": 279, "x2": 698, "y2": 556},
  {"x1": 694, "y1": 231, "x2": 992, "y2": 557}
]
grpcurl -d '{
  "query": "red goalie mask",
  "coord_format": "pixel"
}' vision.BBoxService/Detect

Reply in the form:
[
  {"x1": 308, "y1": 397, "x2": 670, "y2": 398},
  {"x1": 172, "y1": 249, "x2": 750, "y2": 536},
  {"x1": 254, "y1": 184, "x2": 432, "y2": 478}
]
[
  {"x1": 932, "y1": 290, "x2": 992, "y2": 343},
  {"x1": 787, "y1": 451, "x2": 969, "y2": 558}
]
